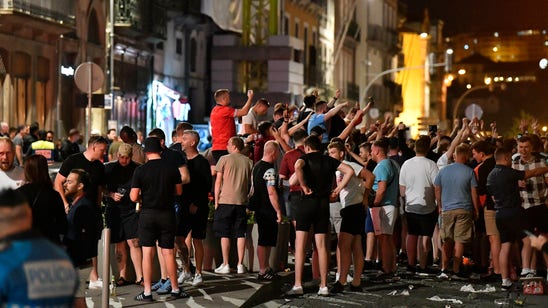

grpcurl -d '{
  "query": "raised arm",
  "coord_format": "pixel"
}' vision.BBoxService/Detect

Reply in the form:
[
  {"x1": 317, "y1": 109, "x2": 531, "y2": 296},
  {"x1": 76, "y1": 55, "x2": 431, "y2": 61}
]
[
  {"x1": 235, "y1": 90, "x2": 255, "y2": 117},
  {"x1": 324, "y1": 101, "x2": 348, "y2": 122}
]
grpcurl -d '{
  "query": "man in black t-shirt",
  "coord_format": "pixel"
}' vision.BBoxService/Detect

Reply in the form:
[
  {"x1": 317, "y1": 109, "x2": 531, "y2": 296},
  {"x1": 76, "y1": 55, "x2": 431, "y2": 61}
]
[
  {"x1": 130, "y1": 137, "x2": 187, "y2": 301},
  {"x1": 104, "y1": 143, "x2": 143, "y2": 286},
  {"x1": 54, "y1": 135, "x2": 107, "y2": 290},
  {"x1": 177, "y1": 130, "x2": 212, "y2": 286},
  {"x1": 147, "y1": 128, "x2": 190, "y2": 292},
  {"x1": 487, "y1": 147, "x2": 548, "y2": 290},
  {"x1": 253, "y1": 140, "x2": 283, "y2": 280},
  {"x1": 287, "y1": 136, "x2": 354, "y2": 297}
]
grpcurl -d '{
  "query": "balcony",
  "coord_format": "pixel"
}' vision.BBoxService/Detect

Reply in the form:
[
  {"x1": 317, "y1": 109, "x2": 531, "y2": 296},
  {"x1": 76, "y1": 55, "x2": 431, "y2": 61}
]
[
  {"x1": 367, "y1": 24, "x2": 400, "y2": 54},
  {"x1": 0, "y1": 0, "x2": 75, "y2": 33},
  {"x1": 114, "y1": 0, "x2": 167, "y2": 41}
]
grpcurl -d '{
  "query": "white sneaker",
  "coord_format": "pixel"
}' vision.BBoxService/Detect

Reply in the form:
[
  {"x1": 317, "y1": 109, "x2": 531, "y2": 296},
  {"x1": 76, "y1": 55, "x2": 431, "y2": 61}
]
[
  {"x1": 335, "y1": 272, "x2": 353, "y2": 282},
  {"x1": 88, "y1": 279, "x2": 103, "y2": 289},
  {"x1": 214, "y1": 263, "x2": 230, "y2": 274},
  {"x1": 285, "y1": 285, "x2": 304, "y2": 296},
  {"x1": 192, "y1": 274, "x2": 203, "y2": 287},
  {"x1": 177, "y1": 271, "x2": 192, "y2": 284},
  {"x1": 237, "y1": 264, "x2": 247, "y2": 274},
  {"x1": 317, "y1": 286, "x2": 329, "y2": 296}
]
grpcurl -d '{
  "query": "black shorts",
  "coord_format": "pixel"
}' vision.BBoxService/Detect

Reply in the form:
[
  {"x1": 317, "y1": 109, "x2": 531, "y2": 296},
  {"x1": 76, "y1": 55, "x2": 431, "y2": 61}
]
[
  {"x1": 340, "y1": 203, "x2": 366, "y2": 235},
  {"x1": 474, "y1": 207, "x2": 486, "y2": 234},
  {"x1": 105, "y1": 205, "x2": 139, "y2": 243},
  {"x1": 138, "y1": 209, "x2": 176, "y2": 248},
  {"x1": 496, "y1": 215, "x2": 525, "y2": 244},
  {"x1": 287, "y1": 191, "x2": 301, "y2": 220},
  {"x1": 212, "y1": 150, "x2": 229, "y2": 165},
  {"x1": 255, "y1": 211, "x2": 278, "y2": 247},
  {"x1": 295, "y1": 195, "x2": 330, "y2": 234},
  {"x1": 213, "y1": 204, "x2": 247, "y2": 238},
  {"x1": 406, "y1": 210, "x2": 438, "y2": 237},
  {"x1": 523, "y1": 205, "x2": 548, "y2": 233},
  {"x1": 176, "y1": 203, "x2": 209, "y2": 239}
]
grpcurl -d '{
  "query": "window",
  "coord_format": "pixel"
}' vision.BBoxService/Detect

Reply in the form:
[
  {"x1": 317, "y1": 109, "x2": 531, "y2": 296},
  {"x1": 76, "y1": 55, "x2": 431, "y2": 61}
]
[
  {"x1": 176, "y1": 38, "x2": 182, "y2": 55},
  {"x1": 283, "y1": 15, "x2": 290, "y2": 36},
  {"x1": 294, "y1": 21, "x2": 299, "y2": 38}
]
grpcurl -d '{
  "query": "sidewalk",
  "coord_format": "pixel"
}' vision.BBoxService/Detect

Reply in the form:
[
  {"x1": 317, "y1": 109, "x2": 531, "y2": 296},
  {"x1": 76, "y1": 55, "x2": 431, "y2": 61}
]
[{"x1": 84, "y1": 270, "x2": 290, "y2": 307}]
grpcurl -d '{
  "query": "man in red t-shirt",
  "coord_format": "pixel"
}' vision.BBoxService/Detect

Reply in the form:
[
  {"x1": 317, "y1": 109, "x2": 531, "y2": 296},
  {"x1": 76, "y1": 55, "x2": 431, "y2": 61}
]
[
  {"x1": 210, "y1": 89, "x2": 254, "y2": 164},
  {"x1": 279, "y1": 129, "x2": 307, "y2": 224}
]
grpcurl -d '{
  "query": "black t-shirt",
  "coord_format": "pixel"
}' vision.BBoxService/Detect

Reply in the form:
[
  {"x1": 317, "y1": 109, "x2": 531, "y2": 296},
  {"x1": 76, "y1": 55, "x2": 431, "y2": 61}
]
[
  {"x1": 486, "y1": 164, "x2": 525, "y2": 216},
  {"x1": 476, "y1": 156, "x2": 496, "y2": 210},
  {"x1": 182, "y1": 154, "x2": 212, "y2": 208},
  {"x1": 60, "y1": 140, "x2": 81, "y2": 160},
  {"x1": 104, "y1": 160, "x2": 139, "y2": 213},
  {"x1": 131, "y1": 159, "x2": 182, "y2": 210},
  {"x1": 300, "y1": 151, "x2": 340, "y2": 198},
  {"x1": 58, "y1": 153, "x2": 105, "y2": 206},
  {"x1": 168, "y1": 143, "x2": 188, "y2": 161},
  {"x1": 253, "y1": 160, "x2": 277, "y2": 215}
]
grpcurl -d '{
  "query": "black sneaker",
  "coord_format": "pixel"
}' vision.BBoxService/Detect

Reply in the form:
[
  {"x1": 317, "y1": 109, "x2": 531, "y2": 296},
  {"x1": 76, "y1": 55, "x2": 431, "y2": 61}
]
[
  {"x1": 348, "y1": 284, "x2": 362, "y2": 292},
  {"x1": 363, "y1": 260, "x2": 375, "y2": 271},
  {"x1": 329, "y1": 281, "x2": 345, "y2": 294},
  {"x1": 405, "y1": 265, "x2": 416, "y2": 275},
  {"x1": 258, "y1": 269, "x2": 279, "y2": 281},
  {"x1": 134, "y1": 291, "x2": 153, "y2": 302},
  {"x1": 501, "y1": 283, "x2": 514, "y2": 291},
  {"x1": 168, "y1": 289, "x2": 189, "y2": 300},
  {"x1": 452, "y1": 271, "x2": 469, "y2": 281}
]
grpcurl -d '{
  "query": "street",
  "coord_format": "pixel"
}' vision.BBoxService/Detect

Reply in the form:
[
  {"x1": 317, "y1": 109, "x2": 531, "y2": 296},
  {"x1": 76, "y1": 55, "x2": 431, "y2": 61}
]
[{"x1": 84, "y1": 263, "x2": 548, "y2": 307}]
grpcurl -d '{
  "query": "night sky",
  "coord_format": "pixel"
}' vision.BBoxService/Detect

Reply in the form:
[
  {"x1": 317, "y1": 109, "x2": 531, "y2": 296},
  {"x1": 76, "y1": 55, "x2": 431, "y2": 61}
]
[{"x1": 402, "y1": 0, "x2": 548, "y2": 35}]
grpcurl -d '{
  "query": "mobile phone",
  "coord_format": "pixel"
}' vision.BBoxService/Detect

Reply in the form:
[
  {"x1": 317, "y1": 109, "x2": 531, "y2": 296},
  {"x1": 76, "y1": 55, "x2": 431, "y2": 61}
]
[
  {"x1": 429, "y1": 125, "x2": 438, "y2": 134},
  {"x1": 368, "y1": 96, "x2": 375, "y2": 105},
  {"x1": 524, "y1": 230, "x2": 535, "y2": 237},
  {"x1": 247, "y1": 89, "x2": 253, "y2": 96}
]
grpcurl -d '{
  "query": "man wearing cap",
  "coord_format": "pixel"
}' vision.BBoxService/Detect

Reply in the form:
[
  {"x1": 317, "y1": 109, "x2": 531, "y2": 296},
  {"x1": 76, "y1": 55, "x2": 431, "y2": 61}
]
[
  {"x1": 0, "y1": 137, "x2": 24, "y2": 190},
  {"x1": 240, "y1": 98, "x2": 270, "y2": 136},
  {"x1": 130, "y1": 137, "x2": 187, "y2": 301},
  {"x1": 60, "y1": 128, "x2": 81, "y2": 161},
  {"x1": 104, "y1": 143, "x2": 143, "y2": 287},
  {"x1": 0, "y1": 189, "x2": 78, "y2": 307},
  {"x1": 120, "y1": 126, "x2": 145, "y2": 164},
  {"x1": 210, "y1": 88, "x2": 254, "y2": 164},
  {"x1": 307, "y1": 100, "x2": 348, "y2": 144}
]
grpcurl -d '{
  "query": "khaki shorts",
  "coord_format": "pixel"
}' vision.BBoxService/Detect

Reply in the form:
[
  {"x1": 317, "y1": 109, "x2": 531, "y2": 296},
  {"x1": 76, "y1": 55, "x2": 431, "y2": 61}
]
[
  {"x1": 440, "y1": 208, "x2": 473, "y2": 244},
  {"x1": 484, "y1": 208, "x2": 499, "y2": 237}
]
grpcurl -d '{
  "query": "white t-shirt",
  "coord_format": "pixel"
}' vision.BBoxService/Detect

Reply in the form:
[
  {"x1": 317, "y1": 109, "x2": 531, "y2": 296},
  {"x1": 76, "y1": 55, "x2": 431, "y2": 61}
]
[
  {"x1": 336, "y1": 160, "x2": 365, "y2": 208},
  {"x1": 239, "y1": 108, "x2": 258, "y2": 135},
  {"x1": 436, "y1": 152, "x2": 450, "y2": 170},
  {"x1": 399, "y1": 156, "x2": 438, "y2": 214},
  {"x1": 0, "y1": 166, "x2": 25, "y2": 190}
]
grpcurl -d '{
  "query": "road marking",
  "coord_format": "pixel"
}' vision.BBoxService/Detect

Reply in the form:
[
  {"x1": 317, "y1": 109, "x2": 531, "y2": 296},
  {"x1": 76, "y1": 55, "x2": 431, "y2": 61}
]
[{"x1": 221, "y1": 296, "x2": 245, "y2": 306}]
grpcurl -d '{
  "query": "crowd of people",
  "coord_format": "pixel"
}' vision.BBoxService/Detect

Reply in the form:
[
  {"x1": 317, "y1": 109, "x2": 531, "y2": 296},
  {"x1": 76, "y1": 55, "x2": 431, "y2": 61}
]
[{"x1": 1, "y1": 87, "x2": 548, "y2": 305}]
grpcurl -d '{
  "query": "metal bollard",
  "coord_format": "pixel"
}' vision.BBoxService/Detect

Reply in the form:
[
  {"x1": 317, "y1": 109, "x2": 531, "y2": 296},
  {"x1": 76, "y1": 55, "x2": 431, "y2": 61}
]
[{"x1": 101, "y1": 228, "x2": 111, "y2": 308}]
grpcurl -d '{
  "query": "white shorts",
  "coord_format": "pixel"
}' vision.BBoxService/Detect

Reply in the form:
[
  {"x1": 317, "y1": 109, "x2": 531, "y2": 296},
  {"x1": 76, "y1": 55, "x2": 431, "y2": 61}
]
[
  {"x1": 329, "y1": 202, "x2": 342, "y2": 234},
  {"x1": 370, "y1": 205, "x2": 398, "y2": 235}
]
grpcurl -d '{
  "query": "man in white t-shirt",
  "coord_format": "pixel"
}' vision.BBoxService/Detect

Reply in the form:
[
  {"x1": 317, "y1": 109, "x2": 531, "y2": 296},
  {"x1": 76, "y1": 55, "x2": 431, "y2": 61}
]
[
  {"x1": 327, "y1": 142, "x2": 374, "y2": 293},
  {"x1": 239, "y1": 98, "x2": 270, "y2": 135},
  {"x1": 0, "y1": 137, "x2": 24, "y2": 190},
  {"x1": 399, "y1": 136, "x2": 439, "y2": 275}
]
